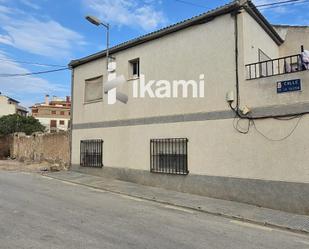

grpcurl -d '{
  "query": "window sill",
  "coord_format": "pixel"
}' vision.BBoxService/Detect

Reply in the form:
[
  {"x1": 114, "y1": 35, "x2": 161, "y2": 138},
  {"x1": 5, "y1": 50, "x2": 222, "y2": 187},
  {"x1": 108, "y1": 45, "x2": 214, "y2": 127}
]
[
  {"x1": 83, "y1": 99, "x2": 103, "y2": 105},
  {"x1": 127, "y1": 76, "x2": 140, "y2": 81}
]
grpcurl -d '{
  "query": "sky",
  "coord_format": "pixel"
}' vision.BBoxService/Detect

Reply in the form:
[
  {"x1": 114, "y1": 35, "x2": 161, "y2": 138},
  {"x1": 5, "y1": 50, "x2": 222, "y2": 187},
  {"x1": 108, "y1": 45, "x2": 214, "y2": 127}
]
[{"x1": 0, "y1": 0, "x2": 308, "y2": 108}]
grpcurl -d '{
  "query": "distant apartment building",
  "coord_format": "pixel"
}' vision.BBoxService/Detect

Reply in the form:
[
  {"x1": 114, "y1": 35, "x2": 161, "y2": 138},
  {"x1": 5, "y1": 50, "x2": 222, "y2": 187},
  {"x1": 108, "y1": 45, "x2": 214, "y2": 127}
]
[
  {"x1": 0, "y1": 93, "x2": 28, "y2": 117},
  {"x1": 31, "y1": 95, "x2": 71, "y2": 132}
]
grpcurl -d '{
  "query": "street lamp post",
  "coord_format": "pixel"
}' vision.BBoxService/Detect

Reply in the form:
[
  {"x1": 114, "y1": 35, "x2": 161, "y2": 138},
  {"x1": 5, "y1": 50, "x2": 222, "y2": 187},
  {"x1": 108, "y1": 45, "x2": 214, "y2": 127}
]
[{"x1": 85, "y1": 15, "x2": 110, "y2": 70}]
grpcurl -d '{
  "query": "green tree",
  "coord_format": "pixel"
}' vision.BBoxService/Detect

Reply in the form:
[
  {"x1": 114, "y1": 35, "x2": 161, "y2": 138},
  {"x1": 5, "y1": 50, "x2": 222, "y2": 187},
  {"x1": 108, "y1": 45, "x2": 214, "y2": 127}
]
[{"x1": 0, "y1": 114, "x2": 45, "y2": 135}]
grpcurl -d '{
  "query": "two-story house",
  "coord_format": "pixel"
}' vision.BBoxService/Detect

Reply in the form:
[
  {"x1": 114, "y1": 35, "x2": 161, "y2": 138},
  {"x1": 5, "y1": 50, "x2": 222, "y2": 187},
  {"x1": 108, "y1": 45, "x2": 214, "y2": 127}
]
[
  {"x1": 69, "y1": 0, "x2": 309, "y2": 215},
  {"x1": 0, "y1": 93, "x2": 28, "y2": 117}
]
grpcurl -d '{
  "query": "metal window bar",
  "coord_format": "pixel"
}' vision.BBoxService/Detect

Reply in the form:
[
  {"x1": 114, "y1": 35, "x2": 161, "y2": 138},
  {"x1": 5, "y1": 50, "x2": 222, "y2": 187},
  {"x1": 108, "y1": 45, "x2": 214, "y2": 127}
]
[
  {"x1": 80, "y1": 139, "x2": 103, "y2": 167},
  {"x1": 246, "y1": 54, "x2": 306, "y2": 80},
  {"x1": 150, "y1": 138, "x2": 189, "y2": 175}
]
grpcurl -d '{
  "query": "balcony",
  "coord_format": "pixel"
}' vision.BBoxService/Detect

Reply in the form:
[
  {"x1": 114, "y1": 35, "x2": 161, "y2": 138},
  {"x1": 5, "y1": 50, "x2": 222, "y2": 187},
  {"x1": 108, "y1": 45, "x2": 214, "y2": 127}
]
[{"x1": 246, "y1": 54, "x2": 308, "y2": 80}]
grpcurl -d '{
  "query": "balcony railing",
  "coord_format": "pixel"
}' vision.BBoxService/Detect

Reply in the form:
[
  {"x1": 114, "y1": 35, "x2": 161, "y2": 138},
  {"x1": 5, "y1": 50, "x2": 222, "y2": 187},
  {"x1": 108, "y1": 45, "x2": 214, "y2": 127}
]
[{"x1": 246, "y1": 54, "x2": 308, "y2": 80}]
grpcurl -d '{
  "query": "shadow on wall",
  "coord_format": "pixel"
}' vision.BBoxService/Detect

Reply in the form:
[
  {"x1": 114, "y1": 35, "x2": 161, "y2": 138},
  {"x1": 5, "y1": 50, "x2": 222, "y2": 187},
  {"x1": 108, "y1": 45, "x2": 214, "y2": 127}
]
[{"x1": 0, "y1": 135, "x2": 12, "y2": 159}]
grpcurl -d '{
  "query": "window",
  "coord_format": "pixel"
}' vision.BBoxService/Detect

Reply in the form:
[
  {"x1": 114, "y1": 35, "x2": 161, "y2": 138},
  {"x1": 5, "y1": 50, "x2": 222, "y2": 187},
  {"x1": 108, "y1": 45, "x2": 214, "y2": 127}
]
[
  {"x1": 60, "y1": 111, "x2": 65, "y2": 115},
  {"x1": 80, "y1": 139, "x2": 103, "y2": 167},
  {"x1": 150, "y1": 138, "x2": 188, "y2": 175},
  {"x1": 129, "y1": 58, "x2": 140, "y2": 78},
  {"x1": 85, "y1": 76, "x2": 103, "y2": 103},
  {"x1": 59, "y1": 120, "x2": 65, "y2": 125},
  {"x1": 51, "y1": 110, "x2": 56, "y2": 115},
  {"x1": 50, "y1": 120, "x2": 57, "y2": 128},
  {"x1": 32, "y1": 109, "x2": 38, "y2": 114}
]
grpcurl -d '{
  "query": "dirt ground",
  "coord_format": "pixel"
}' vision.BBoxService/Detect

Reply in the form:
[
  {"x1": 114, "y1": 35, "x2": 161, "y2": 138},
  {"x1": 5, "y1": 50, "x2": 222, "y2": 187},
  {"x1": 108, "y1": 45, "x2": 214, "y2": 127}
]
[{"x1": 0, "y1": 160, "x2": 64, "y2": 172}]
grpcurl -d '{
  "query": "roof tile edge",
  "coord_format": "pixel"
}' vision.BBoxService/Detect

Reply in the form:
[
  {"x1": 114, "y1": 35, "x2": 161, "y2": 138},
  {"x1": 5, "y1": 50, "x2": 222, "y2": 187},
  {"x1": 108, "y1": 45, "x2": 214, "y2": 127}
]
[{"x1": 69, "y1": 0, "x2": 283, "y2": 68}]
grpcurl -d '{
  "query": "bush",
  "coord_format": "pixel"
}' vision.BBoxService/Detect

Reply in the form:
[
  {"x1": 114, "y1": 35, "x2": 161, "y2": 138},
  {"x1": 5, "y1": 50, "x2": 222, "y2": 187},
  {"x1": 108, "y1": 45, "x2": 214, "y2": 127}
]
[{"x1": 0, "y1": 114, "x2": 45, "y2": 135}]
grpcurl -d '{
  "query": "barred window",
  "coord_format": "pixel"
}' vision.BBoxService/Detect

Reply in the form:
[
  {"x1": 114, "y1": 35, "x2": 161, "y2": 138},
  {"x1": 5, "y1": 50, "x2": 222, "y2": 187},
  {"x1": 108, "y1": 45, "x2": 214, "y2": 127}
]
[
  {"x1": 150, "y1": 138, "x2": 188, "y2": 175},
  {"x1": 80, "y1": 139, "x2": 103, "y2": 167}
]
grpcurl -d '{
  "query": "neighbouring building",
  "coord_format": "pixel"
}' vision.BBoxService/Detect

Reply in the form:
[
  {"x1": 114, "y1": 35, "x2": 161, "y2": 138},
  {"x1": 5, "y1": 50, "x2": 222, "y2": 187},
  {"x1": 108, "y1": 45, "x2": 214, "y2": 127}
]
[
  {"x1": 69, "y1": 0, "x2": 309, "y2": 215},
  {"x1": 30, "y1": 95, "x2": 71, "y2": 132},
  {"x1": 0, "y1": 93, "x2": 28, "y2": 117}
]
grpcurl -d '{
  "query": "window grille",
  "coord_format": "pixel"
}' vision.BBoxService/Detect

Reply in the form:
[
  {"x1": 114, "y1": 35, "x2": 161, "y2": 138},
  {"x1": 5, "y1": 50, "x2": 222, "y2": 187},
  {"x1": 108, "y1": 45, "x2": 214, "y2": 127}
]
[
  {"x1": 80, "y1": 139, "x2": 103, "y2": 167},
  {"x1": 150, "y1": 138, "x2": 188, "y2": 175}
]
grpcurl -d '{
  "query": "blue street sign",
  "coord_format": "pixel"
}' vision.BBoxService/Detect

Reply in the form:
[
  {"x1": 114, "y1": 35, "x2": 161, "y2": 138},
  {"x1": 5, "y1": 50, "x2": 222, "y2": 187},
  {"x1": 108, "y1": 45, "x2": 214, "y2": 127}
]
[{"x1": 277, "y1": 79, "x2": 301, "y2": 94}]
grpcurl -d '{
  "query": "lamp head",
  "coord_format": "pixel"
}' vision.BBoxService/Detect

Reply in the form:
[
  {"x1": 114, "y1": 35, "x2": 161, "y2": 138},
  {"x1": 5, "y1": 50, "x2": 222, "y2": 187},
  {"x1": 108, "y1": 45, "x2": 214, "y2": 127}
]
[{"x1": 85, "y1": 15, "x2": 101, "y2": 26}]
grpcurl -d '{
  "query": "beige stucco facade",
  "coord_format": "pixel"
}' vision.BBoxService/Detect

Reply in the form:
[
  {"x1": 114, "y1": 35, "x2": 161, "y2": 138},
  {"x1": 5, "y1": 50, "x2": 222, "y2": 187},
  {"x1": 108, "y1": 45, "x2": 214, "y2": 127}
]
[
  {"x1": 275, "y1": 25, "x2": 309, "y2": 57},
  {"x1": 0, "y1": 96, "x2": 16, "y2": 117},
  {"x1": 0, "y1": 95, "x2": 27, "y2": 117},
  {"x1": 72, "y1": 14, "x2": 236, "y2": 123},
  {"x1": 70, "y1": 1, "x2": 309, "y2": 214}
]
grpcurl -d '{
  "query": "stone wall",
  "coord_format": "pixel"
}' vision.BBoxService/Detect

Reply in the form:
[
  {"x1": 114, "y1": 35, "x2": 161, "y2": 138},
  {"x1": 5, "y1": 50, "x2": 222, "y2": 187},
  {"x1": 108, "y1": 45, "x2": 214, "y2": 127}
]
[{"x1": 9, "y1": 132, "x2": 70, "y2": 167}]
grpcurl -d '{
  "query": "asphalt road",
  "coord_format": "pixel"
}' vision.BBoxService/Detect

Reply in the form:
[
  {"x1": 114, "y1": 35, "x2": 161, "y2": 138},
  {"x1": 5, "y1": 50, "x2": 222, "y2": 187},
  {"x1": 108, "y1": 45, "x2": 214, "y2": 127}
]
[{"x1": 0, "y1": 171, "x2": 308, "y2": 249}]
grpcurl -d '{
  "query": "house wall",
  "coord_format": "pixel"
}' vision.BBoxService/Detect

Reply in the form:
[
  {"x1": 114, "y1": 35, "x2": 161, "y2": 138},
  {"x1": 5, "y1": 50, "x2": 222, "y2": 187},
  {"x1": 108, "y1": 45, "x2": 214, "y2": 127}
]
[
  {"x1": 71, "y1": 114, "x2": 309, "y2": 214},
  {"x1": 239, "y1": 21, "x2": 309, "y2": 108},
  {"x1": 37, "y1": 117, "x2": 70, "y2": 132},
  {"x1": 73, "y1": 14, "x2": 236, "y2": 124},
  {"x1": 72, "y1": 117, "x2": 309, "y2": 183},
  {"x1": 70, "y1": 11, "x2": 309, "y2": 214},
  {"x1": 274, "y1": 26, "x2": 309, "y2": 56},
  {"x1": 0, "y1": 96, "x2": 16, "y2": 117},
  {"x1": 240, "y1": 11, "x2": 280, "y2": 66}
]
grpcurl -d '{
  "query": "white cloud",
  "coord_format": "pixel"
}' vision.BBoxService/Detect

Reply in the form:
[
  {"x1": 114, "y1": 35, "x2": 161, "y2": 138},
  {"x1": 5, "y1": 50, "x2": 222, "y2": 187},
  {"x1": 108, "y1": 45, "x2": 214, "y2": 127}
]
[
  {"x1": 0, "y1": 51, "x2": 69, "y2": 106},
  {"x1": 0, "y1": 3, "x2": 85, "y2": 59},
  {"x1": 84, "y1": 0, "x2": 168, "y2": 31},
  {"x1": 0, "y1": 5, "x2": 10, "y2": 13},
  {"x1": 20, "y1": 0, "x2": 41, "y2": 10},
  {"x1": 0, "y1": 18, "x2": 85, "y2": 58},
  {"x1": 0, "y1": 34, "x2": 12, "y2": 45}
]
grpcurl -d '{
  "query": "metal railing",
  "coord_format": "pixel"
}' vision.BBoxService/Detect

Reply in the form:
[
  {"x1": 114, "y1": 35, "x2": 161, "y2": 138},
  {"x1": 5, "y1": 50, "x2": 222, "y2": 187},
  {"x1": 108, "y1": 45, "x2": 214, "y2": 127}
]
[
  {"x1": 246, "y1": 54, "x2": 307, "y2": 80},
  {"x1": 80, "y1": 139, "x2": 103, "y2": 167},
  {"x1": 150, "y1": 138, "x2": 188, "y2": 175}
]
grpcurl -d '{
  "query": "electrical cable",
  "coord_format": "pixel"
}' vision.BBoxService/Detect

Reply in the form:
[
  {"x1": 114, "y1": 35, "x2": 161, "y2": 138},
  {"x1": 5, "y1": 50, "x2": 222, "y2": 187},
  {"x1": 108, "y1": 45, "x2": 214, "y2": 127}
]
[
  {"x1": 256, "y1": 0, "x2": 308, "y2": 8},
  {"x1": 0, "y1": 67, "x2": 69, "y2": 77},
  {"x1": 251, "y1": 115, "x2": 303, "y2": 141},
  {"x1": 233, "y1": 115, "x2": 251, "y2": 134},
  {"x1": 171, "y1": 0, "x2": 207, "y2": 8},
  {"x1": 274, "y1": 115, "x2": 302, "y2": 120},
  {"x1": 0, "y1": 58, "x2": 66, "y2": 68},
  {"x1": 170, "y1": 0, "x2": 308, "y2": 10},
  {"x1": 259, "y1": 0, "x2": 309, "y2": 10}
]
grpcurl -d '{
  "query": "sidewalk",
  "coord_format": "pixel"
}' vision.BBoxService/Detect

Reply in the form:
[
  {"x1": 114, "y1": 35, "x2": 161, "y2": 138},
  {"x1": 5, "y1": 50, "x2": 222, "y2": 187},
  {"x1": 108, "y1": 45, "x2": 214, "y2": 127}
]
[{"x1": 45, "y1": 171, "x2": 309, "y2": 234}]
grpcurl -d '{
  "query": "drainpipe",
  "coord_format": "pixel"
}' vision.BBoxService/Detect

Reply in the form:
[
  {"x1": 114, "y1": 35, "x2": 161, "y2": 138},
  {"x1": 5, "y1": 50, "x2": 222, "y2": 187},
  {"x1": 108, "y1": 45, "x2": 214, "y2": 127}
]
[
  {"x1": 69, "y1": 68, "x2": 74, "y2": 169},
  {"x1": 231, "y1": 7, "x2": 242, "y2": 116}
]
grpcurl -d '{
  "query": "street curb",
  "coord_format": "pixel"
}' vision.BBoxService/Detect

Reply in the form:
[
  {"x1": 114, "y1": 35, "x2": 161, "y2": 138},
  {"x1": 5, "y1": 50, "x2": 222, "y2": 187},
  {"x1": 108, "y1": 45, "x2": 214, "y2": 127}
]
[{"x1": 43, "y1": 174, "x2": 309, "y2": 235}]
